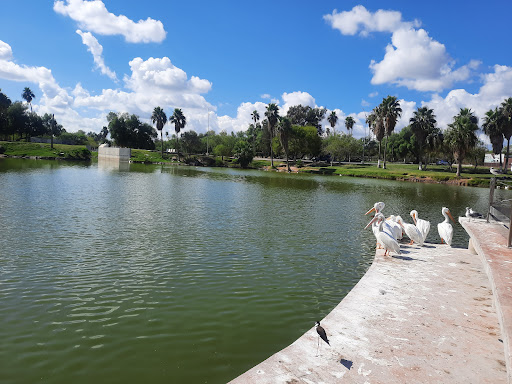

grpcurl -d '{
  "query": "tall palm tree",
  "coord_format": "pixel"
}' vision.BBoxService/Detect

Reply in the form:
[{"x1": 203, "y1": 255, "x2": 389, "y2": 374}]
[
  {"x1": 265, "y1": 103, "x2": 279, "y2": 167},
  {"x1": 444, "y1": 108, "x2": 479, "y2": 177},
  {"x1": 170, "y1": 108, "x2": 186, "y2": 160},
  {"x1": 277, "y1": 116, "x2": 293, "y2": 172},
  {"x1": 345, "y1": 116, "x2": 355, "y2": 136},
  {"x1": 500, "y1": 97, "x2": 512, "y2": 172},
  {"x1": 251, "y1": 110, "x2": 260, "y2": 127},
  {"x1": 151, "y1": 106, "x2": 167, "y2": 157},
  {"x1": 410, "y1": 106, "x2": 436, "y2": 170},
  {"x1": 22, "y1": 87, "x2": 35, "y2": 112},
  {"x1": 367, "y1": 106, "x2": 385, "y2": 167},
  {"x1": 380, "y1": 96, "x2": 402, "y2": 169},
  {"x1": 327, "y1": 111, "x2": 338, "y2": 135},
  {"x1": 482, "y1": 108, "x2": 504, "y2": 170}
]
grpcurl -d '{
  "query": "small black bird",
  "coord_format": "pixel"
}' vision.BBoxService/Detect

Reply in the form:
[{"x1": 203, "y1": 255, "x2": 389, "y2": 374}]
[{"x1": 315, "y1": 321, "x2": 330, "y2": 345}]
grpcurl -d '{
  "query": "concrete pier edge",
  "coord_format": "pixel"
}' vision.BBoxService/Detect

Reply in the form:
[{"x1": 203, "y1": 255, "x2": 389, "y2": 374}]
[{"x1": 229, "y1": 218, "x2": 510, "y2": 383}]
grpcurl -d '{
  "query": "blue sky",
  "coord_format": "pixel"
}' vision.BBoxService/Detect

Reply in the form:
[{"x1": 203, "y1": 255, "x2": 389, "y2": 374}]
[{"x1": 1, "y1": 1, "x2": 511, "y2": 141}]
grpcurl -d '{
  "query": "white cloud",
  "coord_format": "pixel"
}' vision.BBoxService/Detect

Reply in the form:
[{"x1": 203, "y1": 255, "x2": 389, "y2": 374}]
[
  {"x1": 260, "y1": 93, "x2": 271, "y2": 99},
  {"x1": 0, "y1": 40, "x2": 13, "y2": 60},
  {"x1": 369, "y1": 27, "x2": 476, "y2": 92},
  {"x1": 76, "y1": 30, "x2": 117, "y2": 81},
  {"x1": 54, "y1": 0, "x2": 166, "y2": 43},
  {"x1": 369, "y1": 92, "x2": 378, "y2": 98},
  {"x1": 326, "y1": 6, "x2": 476, "y2": 92},
  {"x1": 323, "y1": 5, "x2": 419, "y2": 37},
  {"x1": 217, "y1": 101, "x2": 268, "y2": 133},
  {"x1": 281, "y1": 91, "x2": 316, "y2": 115}
]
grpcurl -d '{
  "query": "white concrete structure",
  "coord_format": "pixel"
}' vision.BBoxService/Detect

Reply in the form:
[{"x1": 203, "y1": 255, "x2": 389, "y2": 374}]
[{"x1": 98, "y1": 146, "x2": 131, "y2": 161}]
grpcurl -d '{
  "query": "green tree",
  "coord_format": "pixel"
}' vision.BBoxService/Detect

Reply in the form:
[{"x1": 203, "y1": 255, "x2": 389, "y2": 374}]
[
  {"x1": 500, "y1": 98, "x2": 512, "y2": 172},
  {"x1": 170, "y1": 108, "x2": 186, "y2": 160},
  {"x1": 265, "y1": 103, "x2": 279, "y2": 167},
  {"x1": 482, "y1": 108, "x2": 505, "y2": 170},
  {"x1": 345, "y1": 116, "x2": 355, "y2": 136},
  {"x1": 380, "y1": 96, "x2": 402, "y2": 169},
  {"x1": 0, "y1": 90, "x2": 12, "y2": 140},
  {"x1": 367, "y1": 106, "x2": 385, "y2": 167},
  {"x1": 151, "y1": 106, "x2": 167, "y2": 157},
  {"x1": 444, "y1": 108, "x2": 479, "y2": 177},
  {"x1": 233, "y1": 140, "x2": 253, "y2": 168},
  {"x1": 288, "y1": 125, "x2": 321, "y2": 160},
  {"x1": 22, "y1": 87, "x2": 35, "y2": 112},
  {"x1": 7, "y1": 102, "x2": 29, "y2": 141},
  {"x1": 277, "y1": 116, "x2": 293, "y2": 172},
  {"x1": 410, "y1": 106, "x2": 437, "y2": 170},
  {"x1": 327, "y1": 111, "x2": 338, "y2": 135}
]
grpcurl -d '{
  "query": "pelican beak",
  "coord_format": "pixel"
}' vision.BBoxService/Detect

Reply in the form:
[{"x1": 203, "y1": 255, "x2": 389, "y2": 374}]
[
  {"x1": 365, "y1": 207, "x2": 376, "y2": 215},
  {"x1": 364, "y1": 215, "x2": 378, "y2": 230},
  {"x1": 447, "y1": 210, "x2": 455, "y2": 223}
]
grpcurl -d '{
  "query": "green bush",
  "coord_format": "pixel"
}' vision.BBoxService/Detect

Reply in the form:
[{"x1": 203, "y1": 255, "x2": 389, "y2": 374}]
[{"x1": 0, "y1": 145, "x2": 5, "y2": 154}]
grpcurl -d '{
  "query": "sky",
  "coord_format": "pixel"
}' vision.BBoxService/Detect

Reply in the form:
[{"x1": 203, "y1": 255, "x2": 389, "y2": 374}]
[{"x1": 1, "y1": 0, "x2": 511, "y2": 144}]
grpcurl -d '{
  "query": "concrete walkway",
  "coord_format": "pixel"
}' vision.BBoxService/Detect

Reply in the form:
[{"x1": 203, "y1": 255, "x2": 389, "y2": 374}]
[
  {"x1": 230, "y1": 240, "x2": 507, "y2": 383},
  {"x1": 461, "y1": 217, "x2": 512, "y2": 383}
]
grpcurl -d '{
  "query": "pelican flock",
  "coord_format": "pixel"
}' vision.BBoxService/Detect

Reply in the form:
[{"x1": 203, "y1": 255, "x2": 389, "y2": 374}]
[{"x1": 364, "y1": 203, "x2": 460, "y2": 254}]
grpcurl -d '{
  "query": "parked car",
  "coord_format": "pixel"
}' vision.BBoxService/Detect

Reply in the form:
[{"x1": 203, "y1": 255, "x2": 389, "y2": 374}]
[{"x1": 436, "y1": 160, "x2": 449, "y2": 165}]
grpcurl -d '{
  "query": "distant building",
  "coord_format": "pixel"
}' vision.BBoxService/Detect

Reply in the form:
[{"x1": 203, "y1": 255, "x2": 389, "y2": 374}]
[{"x1": 484, "y1": 154, "x2": 505, "y2": 167}]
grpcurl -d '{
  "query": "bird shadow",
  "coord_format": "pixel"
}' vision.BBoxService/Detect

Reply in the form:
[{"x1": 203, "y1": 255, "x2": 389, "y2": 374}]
[
  {"x1": 340, "y1": 358, "x2": 353, "y2": 370},
  {"x1": 392, "y1": 255, "x2": 427, "y2": 262}
]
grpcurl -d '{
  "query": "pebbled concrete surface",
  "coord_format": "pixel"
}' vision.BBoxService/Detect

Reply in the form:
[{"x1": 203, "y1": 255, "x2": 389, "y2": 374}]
[{"x1": 230, "y1": 240, "x2": 507, "y2": 383}]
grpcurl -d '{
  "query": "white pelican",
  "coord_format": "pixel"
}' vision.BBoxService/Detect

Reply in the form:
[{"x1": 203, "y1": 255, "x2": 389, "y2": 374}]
[
  {"x1": 386, "y1": 215, "x2": 403, "y2": 240},
  {"x1": 438, "y1": 207, "x2": 455, "y2": 246},
  {"x1": 365, "y1": 213, "x2": 401, "y2": 256},
  {"x1": 410, "y1": 210, "x2": 430, "y2": 243},
  {"x1": 397, "y1": 216, "x2": 424, "y2": 246},
  {"x1": 365, "y1": 201, "x2": 385, "y2": 216}
]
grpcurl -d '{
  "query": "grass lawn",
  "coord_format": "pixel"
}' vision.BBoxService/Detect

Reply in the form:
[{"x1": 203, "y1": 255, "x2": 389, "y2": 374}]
[{"x1": 0, "y1": 141, "x2": 91, "y2": 160}]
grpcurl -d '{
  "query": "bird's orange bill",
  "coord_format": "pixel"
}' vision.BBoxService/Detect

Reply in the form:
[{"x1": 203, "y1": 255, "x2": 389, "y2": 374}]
[
  {"x1": 365, "y1": 207, "x2": 376, "y2": 215},
  {"x1": 364, "y1": 215, "x2": 378, "y2": 229},
  {"x1": 447, "y1": 210, "x2": 455, "y2": 223}
]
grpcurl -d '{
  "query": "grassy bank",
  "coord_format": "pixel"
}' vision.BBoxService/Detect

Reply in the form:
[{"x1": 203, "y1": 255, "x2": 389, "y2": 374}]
[
  {"x1": 0, "y1": 141, "x2": 91, "y2": 160},
  {"x1": 1, "y1": 141, "x2": 506, "y2": 187}
]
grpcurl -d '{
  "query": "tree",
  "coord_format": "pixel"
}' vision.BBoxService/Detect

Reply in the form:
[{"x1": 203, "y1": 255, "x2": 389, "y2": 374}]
[
  {"x1": 0, "y1": 90, "x2": 12, "y2": 140},
  {"x1": 22, "y1": 87, "x2": 35, "y2": 112},
  {"x1": 367, "y1": 106, "x2": 385, "y2": 167},
  {"x1": 151, "y1": 106, "x2": 167, "y2": 157},
  {"x1": 170, "y1": 108, "x2": 186, "y2": 160},
  {"x1": 265, "y1": 103, "x2": 279, "y2": 167},
  {"x1": 233, "y1": 140, "x2": 253, "y2": 168},
  {"x1": 345, "y1": 116, "x2": 355, "y2": 136},
  {"x1": 277, "y1": 116, "x2": 293, "y2": 172},
  {"x1": 500, "y1": 98, "x2": 512, "y2": 172},
  {"x1": 327, "y1": 111, "x2": 338, "y2": 135},
  {"x1": 380, "y1": 96, "x2": 402, "y2": 169},
  {"x1": 444, "y1": 108, "x2": 479, "y2": 177},
  {"x1": 107, "y1": 112, "x2": 157, "y2": 149},
  {"x1": 482, "y1": 108, "x2": 504, "y2": 170},
  {"x1": 251, "y1": 110, "x2": 260, "y2": 127},
  {"x1": 410, "y1": 106, "x2": 436, "y2": 170},
  {"x1": 7, "y1": 102, "x2": 29, "y2": 141},
  {"x1": 286, "y1": 104, "x2": 326, "y2": 135}
]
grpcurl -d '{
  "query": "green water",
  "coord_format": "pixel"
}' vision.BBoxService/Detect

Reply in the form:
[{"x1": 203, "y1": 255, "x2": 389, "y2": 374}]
[{"x1": 0, "y1": 158, "x2": 504, "y2": 383}]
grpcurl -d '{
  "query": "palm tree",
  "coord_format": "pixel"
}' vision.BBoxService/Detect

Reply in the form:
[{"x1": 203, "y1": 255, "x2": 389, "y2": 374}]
[
  {"x1": 327, "y1": 111, "x2": 338, "y2": 135},
  {"x1": 410, "y1": 106, "x2": 436, "y2": 170},
  {"x1": 251, "y1": 110, "x2": 260, "y2": 127},
  {"x1": 500, "y1": 98, "x2": 512, "y2": 172},
  {"x1": 277, "y1": 116, "x2": 292, "y2": 172},
  {"x1": 482, "y1": 108, "x2": 504, "y2": 170},
  {"x1": 380, "y1": 96, "x2": 402, "y2": 169},
  {"x1": 170, "y1": 108, "x2": 186, "y2": 160},
  {"x1": 22, "y1": 87, "x2": 35, "y2": 112},
  {"x1": 265, "y1": 103, "x2": 279, "y2": 167},
  {"x1": 151, "y1": 106, "x2": 167, "y2": 157},
  {"x1": 367, "y1": 106, "x2": 385, "y2": 167},
  {"x1": 444, "y1": 108, "x2": 479, "y2": 177},
  {"x1": 345, "y1": 116, "x2": 355, "y2": 136}
]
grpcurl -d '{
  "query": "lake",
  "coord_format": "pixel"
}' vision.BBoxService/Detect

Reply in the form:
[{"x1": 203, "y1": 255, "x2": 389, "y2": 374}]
[{"x1": 0, "y1": 158, "x2": 503, "y2": 383}]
